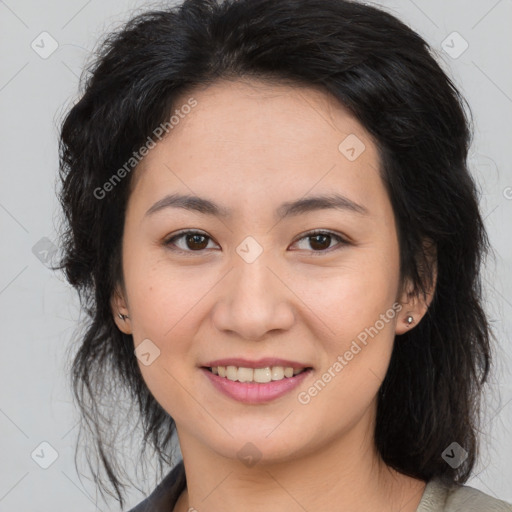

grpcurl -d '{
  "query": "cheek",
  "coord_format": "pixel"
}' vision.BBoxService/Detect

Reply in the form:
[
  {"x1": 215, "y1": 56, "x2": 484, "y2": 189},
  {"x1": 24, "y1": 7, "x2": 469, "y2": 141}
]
[
  {"x1": 125, "y1": 261, "x2": 208, "y2": 419},
  {"x1": 297, "y1": 243, "x2": 399, "y2": 406},
  {"x1": 123, "y1": 241, "x2": 206, "y2": 336},
  {"x1": 301, "y1": 313, "x2": 396, "y2": 433},
  {"x1": 292, "y1": 243, "x2": 400, "y2": 337}
]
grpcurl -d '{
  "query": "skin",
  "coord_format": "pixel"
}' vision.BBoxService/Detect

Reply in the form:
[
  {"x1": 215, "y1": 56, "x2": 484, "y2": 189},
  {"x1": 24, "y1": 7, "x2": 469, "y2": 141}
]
[{"x1": 112, "y1": 78, "x2": 436, "y2": 512}]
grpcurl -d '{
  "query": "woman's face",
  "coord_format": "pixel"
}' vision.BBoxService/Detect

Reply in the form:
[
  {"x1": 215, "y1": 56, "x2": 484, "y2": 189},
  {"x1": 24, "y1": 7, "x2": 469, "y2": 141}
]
[{"x1": 113, "y1": 79, "x2": 417, "y2": 464}]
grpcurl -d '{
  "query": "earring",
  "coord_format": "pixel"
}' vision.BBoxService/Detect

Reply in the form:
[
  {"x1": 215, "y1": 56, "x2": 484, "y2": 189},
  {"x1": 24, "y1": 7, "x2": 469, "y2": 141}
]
[
  {"x1": 118, "y1": 313, "x2": 129, "y2": 320},
  {"x1": 406, "y1": 315, "x2": 414, "y2": 326}
]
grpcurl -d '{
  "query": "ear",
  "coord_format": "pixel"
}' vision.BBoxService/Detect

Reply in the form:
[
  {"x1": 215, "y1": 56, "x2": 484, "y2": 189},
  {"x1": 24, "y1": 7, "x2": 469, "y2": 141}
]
[
  {"x1": 111, "y1": 284, "x2": 132, "y2": 335},
  {"x1": 395, "y1": 238, "x2": 437, "y2": 335}
]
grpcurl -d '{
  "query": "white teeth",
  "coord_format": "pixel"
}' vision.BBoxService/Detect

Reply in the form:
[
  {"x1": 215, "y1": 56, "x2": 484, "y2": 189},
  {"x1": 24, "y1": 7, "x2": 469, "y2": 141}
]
[
  {"x1": 209, "y1": 365, "x2": 307, "y2": 383},
  {"x1": 226, "y1": 366, "x2": 238, "y2": 381},
  {"x1": 271, "y1": 366, "x2": 284, "y2": 380},
  {"x1": 254, "y1": 367, "x2": 272, "y2": 383},
  {"x1": 238, "y1": 367, "x2": 254, "y2": 382},
  {"x1": 284, "y1": 367, "x2": 294, "y2": 378}
]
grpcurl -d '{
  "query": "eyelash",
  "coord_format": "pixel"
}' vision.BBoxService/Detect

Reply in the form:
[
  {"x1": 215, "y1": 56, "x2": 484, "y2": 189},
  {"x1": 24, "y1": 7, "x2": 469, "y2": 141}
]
[{"x1": 163, "y1": 229, "x2": 349, "y2": 256}]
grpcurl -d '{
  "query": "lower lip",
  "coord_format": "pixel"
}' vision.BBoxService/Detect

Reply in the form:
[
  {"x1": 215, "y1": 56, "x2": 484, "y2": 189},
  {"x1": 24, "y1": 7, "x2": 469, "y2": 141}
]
[{"x1": 201, "y1": 367, "x2": 313, "y2": 404}]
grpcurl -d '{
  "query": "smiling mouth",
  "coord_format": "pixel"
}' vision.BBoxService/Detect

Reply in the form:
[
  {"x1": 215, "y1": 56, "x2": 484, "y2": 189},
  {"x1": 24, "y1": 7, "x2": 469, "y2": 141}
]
[{"x1": 203, "y1": 365, "x2": 313, "y2": 383}]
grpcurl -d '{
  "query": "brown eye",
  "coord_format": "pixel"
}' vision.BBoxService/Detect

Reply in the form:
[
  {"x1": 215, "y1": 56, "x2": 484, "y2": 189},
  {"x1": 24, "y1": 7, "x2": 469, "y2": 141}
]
[
  {"x1": 292, "y1": 230, "x2": 348, "y2": 253},
  {"x1": 164, "y1": 229, "x2": 348, "y2": 255},
  {"x1": 164, "y1": 230, "x2": 217, "y2": 253},
  {"x1": 309, "y1": 233, "x2": 332, "y2": 251},
  {"x1": 184, "y1": 233, "x2": 209, "y2": 250}
]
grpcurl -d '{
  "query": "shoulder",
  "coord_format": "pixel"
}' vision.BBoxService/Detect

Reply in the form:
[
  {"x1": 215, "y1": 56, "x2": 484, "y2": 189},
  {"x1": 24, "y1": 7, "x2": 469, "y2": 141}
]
[
  {"x1": 125, "y1": 460, "x2": 186, "y2": 512},
  {"x1": 445, "y1": 484, "x2": 512, "y2": 512},
  {"x1": 417, "y1": 478, "x2": 512, "y2": 512}
]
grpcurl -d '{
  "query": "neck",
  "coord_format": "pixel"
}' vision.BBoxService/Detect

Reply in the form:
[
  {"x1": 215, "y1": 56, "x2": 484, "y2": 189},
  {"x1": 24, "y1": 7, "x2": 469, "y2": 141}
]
[{"x1": 173, "y1": 411, "x2": 426, "y2": 512}]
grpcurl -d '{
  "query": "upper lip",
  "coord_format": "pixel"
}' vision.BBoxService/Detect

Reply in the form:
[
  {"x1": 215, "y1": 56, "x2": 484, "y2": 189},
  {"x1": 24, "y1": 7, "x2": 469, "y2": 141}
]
[{"x1": 202, "y1": 358, "x2": 312, "y2": 370}]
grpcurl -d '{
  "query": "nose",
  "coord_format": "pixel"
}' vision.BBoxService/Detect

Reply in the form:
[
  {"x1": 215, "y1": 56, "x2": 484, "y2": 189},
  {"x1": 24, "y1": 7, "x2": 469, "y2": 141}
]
[{"x1": 211, "y1": 255, "x2": 295, "y2": 341}]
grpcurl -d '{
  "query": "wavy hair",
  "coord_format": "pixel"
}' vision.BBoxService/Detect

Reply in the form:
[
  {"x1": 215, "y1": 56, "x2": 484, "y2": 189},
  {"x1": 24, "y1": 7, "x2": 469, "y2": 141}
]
[{"x1": 56, "y1": 0, "x2": 493, "y2": 507}]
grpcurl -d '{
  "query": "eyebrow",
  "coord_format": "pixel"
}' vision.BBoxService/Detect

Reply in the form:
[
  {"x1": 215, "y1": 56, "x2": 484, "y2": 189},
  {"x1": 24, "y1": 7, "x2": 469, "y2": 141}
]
[{"x1": 144, "y1": 192, "x2": 369, "y2": 220}]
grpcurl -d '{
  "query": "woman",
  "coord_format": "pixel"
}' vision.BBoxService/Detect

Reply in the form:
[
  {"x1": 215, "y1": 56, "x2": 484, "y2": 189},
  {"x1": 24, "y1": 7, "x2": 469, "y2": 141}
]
[{"x1": 56, "y1": 0, "x2": 512, "y2": 510}]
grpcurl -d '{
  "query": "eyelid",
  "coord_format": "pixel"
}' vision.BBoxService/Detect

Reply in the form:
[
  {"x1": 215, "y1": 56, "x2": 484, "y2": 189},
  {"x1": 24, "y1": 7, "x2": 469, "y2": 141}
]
[
  {"x1": 163, "y1": 229, "x2": 349, "y2": 254},
  {"x1": 290, "y1": 229, "x2": 349, "y2": 254},
  {"x1": 163, "y1": 229, "x2": 219, "y2": 255}
]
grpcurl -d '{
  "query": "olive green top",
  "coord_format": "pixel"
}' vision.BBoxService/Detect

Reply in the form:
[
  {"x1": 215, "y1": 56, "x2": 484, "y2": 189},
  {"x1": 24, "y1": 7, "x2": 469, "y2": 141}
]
[{"x1": 416, "y1": 477, "x2": 512, "y2": 512}]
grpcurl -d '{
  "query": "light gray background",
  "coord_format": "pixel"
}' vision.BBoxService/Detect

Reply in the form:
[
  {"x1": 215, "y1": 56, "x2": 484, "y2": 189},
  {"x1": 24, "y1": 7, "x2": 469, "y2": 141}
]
[{"x1": 1, "y1": 0, "x2": 511, "y2": 510}]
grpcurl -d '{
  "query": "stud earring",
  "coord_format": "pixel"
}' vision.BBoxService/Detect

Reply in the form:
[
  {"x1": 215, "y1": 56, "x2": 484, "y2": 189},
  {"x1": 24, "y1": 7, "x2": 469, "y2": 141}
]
[
  {"x1": 406, "y1": 315, "x2": 414, "y2": 326},
  {"x1": 118, "y1": 313, "x2": 129, "y2": 320}
]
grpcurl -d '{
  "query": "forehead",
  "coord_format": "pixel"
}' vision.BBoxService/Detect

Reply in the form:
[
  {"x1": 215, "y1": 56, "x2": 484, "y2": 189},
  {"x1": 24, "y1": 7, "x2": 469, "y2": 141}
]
[
  {"x1": 130, "y1": 78, "x2": 385, "y2": 215},
  {"x1": 165, "y1": 78, "x2": 374, "y2": 159}
]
